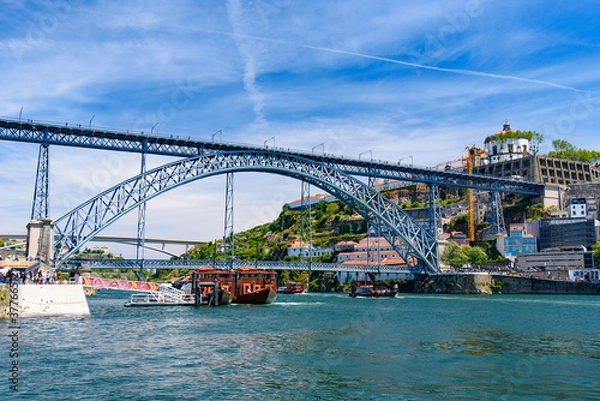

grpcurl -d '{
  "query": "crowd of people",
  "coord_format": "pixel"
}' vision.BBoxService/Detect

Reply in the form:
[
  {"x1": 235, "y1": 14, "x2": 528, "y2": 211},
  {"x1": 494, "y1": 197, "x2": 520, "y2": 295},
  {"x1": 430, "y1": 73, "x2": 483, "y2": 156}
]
[{"x1": 0, "y1": 269, "x2": 58, "y2": 284}]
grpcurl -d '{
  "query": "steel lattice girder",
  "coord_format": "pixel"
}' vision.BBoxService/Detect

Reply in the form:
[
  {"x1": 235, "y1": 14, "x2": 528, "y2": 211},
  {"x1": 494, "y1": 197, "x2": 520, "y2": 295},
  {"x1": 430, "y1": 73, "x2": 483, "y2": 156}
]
[
  {"x1": 31, "y1": 144, "x2": 50, "y2": 220},
  {"x1": 0, "y1": 118, "x2": 543, "y2": 195},
  {"x1": 63, "y1": 258, "x2": 414, "y2": 274},
  {"x1": 52, "y1": 150, "x2": 439, "y2": 272}
]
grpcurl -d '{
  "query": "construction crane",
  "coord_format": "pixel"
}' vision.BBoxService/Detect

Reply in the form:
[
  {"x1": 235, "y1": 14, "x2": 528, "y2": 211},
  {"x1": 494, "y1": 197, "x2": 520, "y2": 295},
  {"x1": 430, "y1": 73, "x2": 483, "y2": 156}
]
[{"x1": 433, "y1": 146, "x2": 487, "y2": 241}]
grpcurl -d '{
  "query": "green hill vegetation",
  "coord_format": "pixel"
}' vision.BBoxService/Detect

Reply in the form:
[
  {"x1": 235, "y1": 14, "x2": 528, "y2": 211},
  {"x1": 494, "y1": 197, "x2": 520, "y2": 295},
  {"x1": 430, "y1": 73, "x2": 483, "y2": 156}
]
[{"x1": 545, "y1": 139, "x2": 600, "y2": 164}]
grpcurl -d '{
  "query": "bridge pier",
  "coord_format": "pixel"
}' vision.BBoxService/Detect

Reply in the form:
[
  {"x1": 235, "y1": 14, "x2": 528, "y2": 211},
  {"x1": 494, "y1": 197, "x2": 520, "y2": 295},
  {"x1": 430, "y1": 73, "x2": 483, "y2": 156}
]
[{"x1": 26, "y1": 217, "x2": 53, "y2": 264}]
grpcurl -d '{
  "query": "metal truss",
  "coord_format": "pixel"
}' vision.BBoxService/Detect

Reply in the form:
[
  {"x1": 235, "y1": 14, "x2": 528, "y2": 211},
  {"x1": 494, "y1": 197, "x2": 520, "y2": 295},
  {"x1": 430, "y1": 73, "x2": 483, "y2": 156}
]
[
  {"x1": 52, "y1": 150, "x2": 439, "y2": 272},
  {"x1": 0, "y1": 118, "x2": 543, "y2": 195},
  {"x1": 483, "y1": 191, "x2": 507, "y2": 239},
  {"x1": 223, "y1": 172, "x2": 235, "y2": 262},
  {"x1": 136, "y1": 152, "x2": 147, "y2": 266},
  {"x1": 299, "y1": 180, "x2": 312, "y2": 262},
  {"x1": 62, "y1": 258, "x2": 414, "y2": 274},
  {"x1": 31, "y1": 144, "x2": 50, "y2": 220},
  {"x1": 426, "y1": 184, "x2": 443, "y2": 240}
]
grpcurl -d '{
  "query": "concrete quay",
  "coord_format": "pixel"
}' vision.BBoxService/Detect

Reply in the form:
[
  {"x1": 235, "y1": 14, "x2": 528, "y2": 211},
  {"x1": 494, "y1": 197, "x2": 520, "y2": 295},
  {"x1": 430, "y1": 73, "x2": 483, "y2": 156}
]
[{"x1": 413, "y1": 272, "x2": 600, "y2": 295}]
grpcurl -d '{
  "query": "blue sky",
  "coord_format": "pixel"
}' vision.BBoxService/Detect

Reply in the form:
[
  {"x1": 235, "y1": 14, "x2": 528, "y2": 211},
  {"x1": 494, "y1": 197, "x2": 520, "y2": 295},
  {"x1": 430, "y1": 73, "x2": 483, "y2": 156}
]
[{"x1": 0, "y1": 0, "x2": 599, "y2": 257}]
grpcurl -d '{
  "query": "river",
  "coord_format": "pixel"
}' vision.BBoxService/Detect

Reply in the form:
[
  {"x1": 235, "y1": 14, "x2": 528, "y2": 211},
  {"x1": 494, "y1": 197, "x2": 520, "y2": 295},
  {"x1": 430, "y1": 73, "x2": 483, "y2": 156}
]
[{"x1": 2, "y1": 291, "x2": 599, "y2": 400}]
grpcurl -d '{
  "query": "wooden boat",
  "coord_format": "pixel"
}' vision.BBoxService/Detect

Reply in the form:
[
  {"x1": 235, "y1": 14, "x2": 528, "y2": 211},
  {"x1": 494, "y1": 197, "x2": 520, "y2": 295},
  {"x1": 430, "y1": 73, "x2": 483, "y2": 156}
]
[
  {"x1": 279, "y1": 282, "x2": 305, "y2": 294},
  {"x1": 349, "y1": 280, "x2": 398, "y2": 298},
  {"x1": 191, "y1": 267, "x2": 235, "y2": 306},
  {"x1": 233, "y1": 267, "x2": 277, "y2": 304}
]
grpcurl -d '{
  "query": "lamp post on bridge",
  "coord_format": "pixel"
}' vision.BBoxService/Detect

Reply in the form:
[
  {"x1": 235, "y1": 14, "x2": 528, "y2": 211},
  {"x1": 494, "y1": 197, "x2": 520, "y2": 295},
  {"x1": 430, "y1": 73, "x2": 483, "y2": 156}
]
[
  {"x1": 151, "y1": 122, "x2": 160, "y2": 134},
  {"x1": 312, "y1": 143, "x2": 324, "y2": 155},
  {"x1": 399, "y1": 155, "x2": 413, "y2": 166},
  {"x1": 212, "y1": 130, "x2": 222, "y2": 142},
  {"x1": 264, "y1": 136, "x2": 275, "y2": 149},
  {"x1": 358, "y1": 150, "x2": 372, "y2": 161}
]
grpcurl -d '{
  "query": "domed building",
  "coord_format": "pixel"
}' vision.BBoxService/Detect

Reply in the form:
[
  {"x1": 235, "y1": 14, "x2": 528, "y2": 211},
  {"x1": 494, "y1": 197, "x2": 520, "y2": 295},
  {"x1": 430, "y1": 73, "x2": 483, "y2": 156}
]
[
  {"x1": 482, "y1": 122, "x2": 531, "y2": 164},
  {"x1": 474, "y1": 122, "x2": 600, "y2": 186}
]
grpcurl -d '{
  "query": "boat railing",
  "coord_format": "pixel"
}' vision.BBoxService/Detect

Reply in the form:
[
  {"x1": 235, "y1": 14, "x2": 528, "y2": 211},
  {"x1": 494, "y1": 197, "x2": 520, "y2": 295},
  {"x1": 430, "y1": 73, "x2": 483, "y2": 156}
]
[
  {"x1": 159, "y1": 284, "x2": 185, "y2": 298},
  {"x1": 126, "y1": 284, "x2": 195, "y2": 306}
]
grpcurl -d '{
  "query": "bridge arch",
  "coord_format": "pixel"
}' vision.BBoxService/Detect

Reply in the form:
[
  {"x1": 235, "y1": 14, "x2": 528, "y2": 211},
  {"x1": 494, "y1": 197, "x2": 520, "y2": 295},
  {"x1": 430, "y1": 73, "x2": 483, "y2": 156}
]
[{"x1": 52, "y1": 150, "x2": 438, "y2": 272}]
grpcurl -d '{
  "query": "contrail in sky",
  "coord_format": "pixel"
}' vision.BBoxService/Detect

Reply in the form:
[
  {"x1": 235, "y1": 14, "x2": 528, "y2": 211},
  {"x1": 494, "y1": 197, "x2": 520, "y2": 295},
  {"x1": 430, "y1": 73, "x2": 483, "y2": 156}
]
[
  {"x1": 77, "y1": 8, "x2": 580, "y2": 93},
  {"x1": 181, "y1": 26, "x2": 580, "y2": 93},
  {"x1": 300, "y1": 44, "x2": 581, "y2": 93}
]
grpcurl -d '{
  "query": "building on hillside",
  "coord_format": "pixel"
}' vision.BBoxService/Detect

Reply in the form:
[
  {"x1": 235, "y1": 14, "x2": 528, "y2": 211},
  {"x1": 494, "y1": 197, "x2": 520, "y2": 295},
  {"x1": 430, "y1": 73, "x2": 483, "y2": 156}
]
[
  {"x1": 538, "y1": 217, "x2": 599, "y2": 251},
  {"x1": 336, "y1": 237, "x2": 409, "y2": 266},
  {"x1": 446, "y1": 231, "x2": 469, "y2": 246},
  {"x1": 568, "y1": 198, "x2": 588, "y2": 218},
  {"x1": 568, "y1": 269, "x2": 600, "y2": 282},
  {"x1": 496, "y1": 223, "x2": 537, "y2": 260},
  {"x1": 287, "y1": 193, "x2": 333, "y2": 210},
  {"x1": 472, "y1": 123, "x2": 600, "y2": 213},
  {"x1": 286, "y1": 240, "x2": 333, "y2": 258},
  {"x1": 333, "y1": 240, "x2": 358, "y2": 252},
  {"x1": 565, "y1": 182, "x2": 600, "y2": 219},
  {"x1": 475, "y1": 153, "x2": 600, "y2": 185},
  {"x1": 516, "y1": 246, "x2": 595, "y2": 271},
  {"x1": 483, "y1": 122, "x2": 531, "y2": 164}
]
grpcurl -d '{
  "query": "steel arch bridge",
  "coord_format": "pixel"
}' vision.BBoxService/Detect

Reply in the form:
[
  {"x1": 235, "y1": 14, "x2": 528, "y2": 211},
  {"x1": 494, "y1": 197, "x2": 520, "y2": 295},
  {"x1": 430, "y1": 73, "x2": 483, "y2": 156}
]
[{"x1": 52, "y1": 150, "x2": 439, "y2": 272}]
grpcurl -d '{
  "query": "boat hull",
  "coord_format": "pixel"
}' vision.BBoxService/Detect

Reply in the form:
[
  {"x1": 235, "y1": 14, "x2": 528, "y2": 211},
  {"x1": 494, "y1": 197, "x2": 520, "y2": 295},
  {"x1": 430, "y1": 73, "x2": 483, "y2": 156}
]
[{"x1": 233, "y1": 287, "x2": 277, "y2": 304}]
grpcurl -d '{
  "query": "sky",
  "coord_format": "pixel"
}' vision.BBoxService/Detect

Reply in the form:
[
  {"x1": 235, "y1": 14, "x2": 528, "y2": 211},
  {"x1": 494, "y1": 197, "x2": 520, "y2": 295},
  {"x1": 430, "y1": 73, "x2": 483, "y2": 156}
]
[{"x1": 0, "y1": 0, "x2": 599, "y2": 258}]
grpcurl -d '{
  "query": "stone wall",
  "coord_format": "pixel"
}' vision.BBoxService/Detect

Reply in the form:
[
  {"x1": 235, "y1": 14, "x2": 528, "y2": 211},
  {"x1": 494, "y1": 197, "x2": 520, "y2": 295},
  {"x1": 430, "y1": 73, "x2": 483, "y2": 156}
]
[
  {"x1": 492, "y1": 275, "x2": 600, "y2": 294},
  {"x1": 413, "y1": 273, "x2": 493, "y2": 294},
  {"x1": 0, "y1": 284, "x2": 7, "y2": 319}
]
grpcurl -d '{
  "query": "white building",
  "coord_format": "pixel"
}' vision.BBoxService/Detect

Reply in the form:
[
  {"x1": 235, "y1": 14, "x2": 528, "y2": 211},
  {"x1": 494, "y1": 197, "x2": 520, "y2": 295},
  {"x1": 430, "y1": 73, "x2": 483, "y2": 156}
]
[
  {"x1": 483, "y1": 122, "x2": 531, "y2": 164},
  {"x1": 569, "y1": 198, "x2": 588, "y2": 218},
  {"x1": 286, "y1": 240, "x2": 333, "y2": 258}
]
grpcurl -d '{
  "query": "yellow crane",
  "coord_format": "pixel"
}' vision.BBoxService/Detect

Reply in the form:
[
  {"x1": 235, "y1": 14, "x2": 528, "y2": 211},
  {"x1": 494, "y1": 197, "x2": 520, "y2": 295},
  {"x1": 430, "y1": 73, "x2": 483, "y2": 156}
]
[{"x1": 433, "y1": 146, "x2": 487, "y2": 241}]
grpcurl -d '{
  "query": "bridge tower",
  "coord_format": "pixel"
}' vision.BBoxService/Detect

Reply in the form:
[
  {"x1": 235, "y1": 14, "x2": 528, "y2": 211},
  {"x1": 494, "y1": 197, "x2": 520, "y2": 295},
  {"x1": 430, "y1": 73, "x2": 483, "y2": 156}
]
[
  {"x1": 299, "y1": 181, "x2": 313, "y2": 263},
  {"x1": 135, "y1": 147, "x2": 148, "y2": 281},
  {"x1": 426, "y1": 184, "x2": 443, "y2": 239},
  {"x1": 136, "y1": 147, "x2": 148, "y2": 277},
  {"x1": 482, "y1": 191, "x2": 506, "y2": 239},
  {"x1": 223, "y1": 172, "x2": 235, "y2": 266},
  {"x1": 26, "y1": 142, "x2": 53, "y2": 264}
]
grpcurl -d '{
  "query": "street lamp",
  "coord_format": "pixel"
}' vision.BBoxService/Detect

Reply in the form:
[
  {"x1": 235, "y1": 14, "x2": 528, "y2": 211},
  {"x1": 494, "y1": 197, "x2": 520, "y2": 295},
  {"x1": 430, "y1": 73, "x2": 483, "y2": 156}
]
[
  {"x1": 212, "y1": 130, "x2": 222, "y2": 142},
  {"x1": 399, "y1": 155, "x2": 413, "y2": 166},
  {"x1": 151, "y1": 122, "x2": 160, "y2": 134},
  {"x1": 312, "y1": 143, "x2": 324, "y2": 155},
  {"x1": 359, "y1": 150, "x2": 372, "y2": 161},
  {"x1": 264, "y1": 136, "x2": 275, "y2": 148}
]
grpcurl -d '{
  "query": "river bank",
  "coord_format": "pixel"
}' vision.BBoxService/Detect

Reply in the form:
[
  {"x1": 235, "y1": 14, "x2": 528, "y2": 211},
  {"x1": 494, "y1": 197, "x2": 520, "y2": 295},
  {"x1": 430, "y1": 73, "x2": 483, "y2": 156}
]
[
  {"x1": 0, "y1": 284, "x2": 7, "y2": 319},
  {"x1": 411, "y1": 273, "x2": 600, "y2": 295}
]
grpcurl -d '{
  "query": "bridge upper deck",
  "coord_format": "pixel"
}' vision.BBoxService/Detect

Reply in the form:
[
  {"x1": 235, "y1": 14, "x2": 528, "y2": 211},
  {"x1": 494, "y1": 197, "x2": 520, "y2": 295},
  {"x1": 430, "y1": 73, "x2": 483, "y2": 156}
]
[{"x1": 0, "y1": 118, "x2": 543, "y2": 195}]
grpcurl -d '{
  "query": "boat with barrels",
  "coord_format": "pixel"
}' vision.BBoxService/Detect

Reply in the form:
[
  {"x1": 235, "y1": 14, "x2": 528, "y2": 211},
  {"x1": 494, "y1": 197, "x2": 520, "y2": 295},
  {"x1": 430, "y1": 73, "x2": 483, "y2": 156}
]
[
  {"x1": 233, "y1": 267, "x2": 277, "y2": 304},
  {"x1": 191, "y1": 266, "x2": 235, "y2": 306}
]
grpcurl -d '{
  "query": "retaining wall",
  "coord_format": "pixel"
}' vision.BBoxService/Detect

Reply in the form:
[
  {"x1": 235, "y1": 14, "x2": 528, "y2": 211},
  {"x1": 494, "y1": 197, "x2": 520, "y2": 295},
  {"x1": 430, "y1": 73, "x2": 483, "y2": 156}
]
[{"x1": 17, "y1": 284, "x2": 90, "y2": 317}]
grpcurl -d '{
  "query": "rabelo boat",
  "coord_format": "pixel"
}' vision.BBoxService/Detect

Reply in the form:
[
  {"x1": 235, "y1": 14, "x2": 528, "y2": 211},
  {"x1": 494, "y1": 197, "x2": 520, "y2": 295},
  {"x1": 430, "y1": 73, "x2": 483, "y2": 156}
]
[{"x1": 233, "y1": 267, "x2": 277, "y2": 304}]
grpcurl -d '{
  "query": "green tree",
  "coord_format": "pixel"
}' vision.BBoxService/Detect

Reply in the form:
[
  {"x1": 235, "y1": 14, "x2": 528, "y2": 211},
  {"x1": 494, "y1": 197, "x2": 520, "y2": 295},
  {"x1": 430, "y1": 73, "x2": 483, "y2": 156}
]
[
  {"x1": 546, "y1": 139, "x2": 600, "y2": 163},
  {"x1": 464, "y1": 246, "x2": 487, "y2": 267},
  {"x1": 441, "y1": 242, "x2": 469, "y2": 269},
  {"x1": 530, "y1": 131, "x2": 544, "y2": 155},
  {"x1": 591, "y1": 241, "x2": 600, "y2": 267},
  {"x1": 525, "y1": 203, "x2": 545, "y2": 222}
]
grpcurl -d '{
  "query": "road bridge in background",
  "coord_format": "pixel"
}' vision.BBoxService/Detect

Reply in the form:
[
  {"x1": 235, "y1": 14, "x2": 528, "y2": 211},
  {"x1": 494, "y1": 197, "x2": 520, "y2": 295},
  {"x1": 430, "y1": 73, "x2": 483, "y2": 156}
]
[{"x1": 65, "y1": 258, "x2": 414, "y2": 275}]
